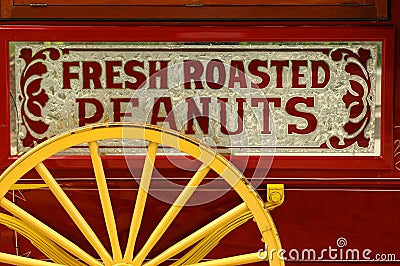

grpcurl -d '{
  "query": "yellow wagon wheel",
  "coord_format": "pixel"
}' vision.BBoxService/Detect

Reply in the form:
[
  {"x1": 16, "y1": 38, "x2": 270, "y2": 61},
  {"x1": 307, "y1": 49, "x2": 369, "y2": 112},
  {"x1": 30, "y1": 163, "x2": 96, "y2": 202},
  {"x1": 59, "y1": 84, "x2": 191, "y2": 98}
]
[{"x1": 0, "y1": 123, "x2": 284, "y2": 266}]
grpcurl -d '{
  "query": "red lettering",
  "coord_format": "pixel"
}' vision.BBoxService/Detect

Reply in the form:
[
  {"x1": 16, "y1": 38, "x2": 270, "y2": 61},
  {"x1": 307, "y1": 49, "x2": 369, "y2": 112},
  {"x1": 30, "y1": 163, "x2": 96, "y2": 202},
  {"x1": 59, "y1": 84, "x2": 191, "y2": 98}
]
[
  {"x1": 124, "y1": 60, "x2": 146, "y2": 90},
  {"x1": 251, "y1": 97, "x2": 281, "y2": 134},
  {"x1": 270, "y1": 60, "x2": 289, "y2": 88},
  {"x1": 286, "y1": 97, "x2": 317, "y2": 134},
  {"x1": 151, "y1": 97, "x2": 177, "y2": 130},
  {"x1": 76, "y1": 98, "x2": 104, "y2": 126},
  {"x1": 219, "y1": 97, "x2": 246, "y2": 135},
  {"x1": 185, "y1": 97, "x2": 211, "y2": 134},
  {"x1": 249, "y1": 60, "x2": 270, "y2": 89},
  {"x1": 110, "y1": 98, "x2": 139, "y2": 122},
  {"x1": 83, "y1": 62, "x2": 102, "y2": 89},
  {"x1": 292, "y1": 60, "x2": 307, "y2": 88},
  {"x1": 228, "y1": 61, "x2": 247, "y2": 88},
  {"x1": 184, "y1": 60, "x2": 204, "y2": 89},
  {"x1": 149, "y1": 61, "x2": 169, "y2": 89},
  {"x1": 311, "y1": 61, "x2": 330, "y2": 88},
  {"x1": 106, "y1": 61, "x2": 123, "y2": 89},
  {"x1": 206, "y1": 59, "x2": 226, "y2": 90},
  {"x1": 63, "y1": 62, "x2": 79, "y2": 89}
]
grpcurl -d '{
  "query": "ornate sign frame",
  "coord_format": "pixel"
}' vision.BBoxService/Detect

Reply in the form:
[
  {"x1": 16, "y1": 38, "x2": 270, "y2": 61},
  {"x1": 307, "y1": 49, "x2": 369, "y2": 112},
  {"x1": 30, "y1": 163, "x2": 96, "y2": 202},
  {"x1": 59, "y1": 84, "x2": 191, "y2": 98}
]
[{"x1": 0, "y1": 26, "x2": 395, "y2": 171}]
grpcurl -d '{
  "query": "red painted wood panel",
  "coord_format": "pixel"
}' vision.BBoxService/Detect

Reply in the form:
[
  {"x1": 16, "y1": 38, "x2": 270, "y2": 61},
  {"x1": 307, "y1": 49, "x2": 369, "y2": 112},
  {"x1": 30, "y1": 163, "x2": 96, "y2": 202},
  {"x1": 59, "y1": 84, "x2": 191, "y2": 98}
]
[
  {"x1": 12, "y1": 0, "x2": 376, "y2": 6},
  {"x1": 1, "y1": 0, "x2": 388, "y2": 19}
]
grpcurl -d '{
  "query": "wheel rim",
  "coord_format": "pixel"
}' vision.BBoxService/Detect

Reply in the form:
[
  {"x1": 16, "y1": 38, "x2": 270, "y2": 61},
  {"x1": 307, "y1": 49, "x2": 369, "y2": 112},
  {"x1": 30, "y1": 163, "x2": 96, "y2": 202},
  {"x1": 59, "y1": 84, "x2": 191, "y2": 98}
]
[{"x1": 0, "y1": 123, "x2": 284, "y2": 266}]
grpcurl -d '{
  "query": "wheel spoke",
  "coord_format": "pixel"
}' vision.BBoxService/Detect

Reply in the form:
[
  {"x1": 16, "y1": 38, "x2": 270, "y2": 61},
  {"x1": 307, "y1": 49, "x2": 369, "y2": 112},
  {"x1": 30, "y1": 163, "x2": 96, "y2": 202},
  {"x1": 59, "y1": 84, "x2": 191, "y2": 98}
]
[
  {"x1": 134, "y1": 164, "x2": 211, "y2": 265},
  {"x1": 89, "y1": 141, "x2": 122, "y2": 262},
  {"x1": 123, "y1": 141, "x2": 158, "y2": 262},
  {"x1": 188, "y1": 252, "x2": 264, "y2": 266},
  {"x1": 144, "y1": 203, "x2": 248, "y2": 266},
  {"x1": 0, "y1": 252, "x2": 65, "y2": 266},
  {"x1": 177, "y1": 213, "x2": 252, "y2": 265},
  {"x1": 0, "y1": 213, "x2": 85, "y2": 266},
  {"x1": 34, "y1": 162, "x2": 112, "y2": 265},
  {"x1": 0, "y1": 198, "x2": 102, "y2": 266}
]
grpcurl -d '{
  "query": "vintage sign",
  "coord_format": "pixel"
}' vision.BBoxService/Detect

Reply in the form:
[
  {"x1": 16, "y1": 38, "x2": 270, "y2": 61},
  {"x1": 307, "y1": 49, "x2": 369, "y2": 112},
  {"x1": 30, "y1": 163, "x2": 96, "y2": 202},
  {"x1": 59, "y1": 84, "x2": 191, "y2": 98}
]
[{"x1": 10, "y1": 42, "x2": 381, "y2": 156}]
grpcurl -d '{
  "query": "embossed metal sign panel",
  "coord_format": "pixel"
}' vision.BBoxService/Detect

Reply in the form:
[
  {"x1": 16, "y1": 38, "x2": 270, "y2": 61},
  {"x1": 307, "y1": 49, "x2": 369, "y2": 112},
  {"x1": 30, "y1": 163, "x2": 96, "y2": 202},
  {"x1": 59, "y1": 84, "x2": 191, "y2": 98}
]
[{"x1": 10, "y1": 42, "x2": 381, "y2": 156}]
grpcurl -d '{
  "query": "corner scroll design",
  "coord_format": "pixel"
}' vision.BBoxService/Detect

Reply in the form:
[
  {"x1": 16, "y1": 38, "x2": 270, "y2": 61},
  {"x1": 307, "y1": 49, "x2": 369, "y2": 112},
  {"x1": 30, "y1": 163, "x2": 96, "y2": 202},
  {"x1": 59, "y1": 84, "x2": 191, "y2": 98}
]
[
  {"x1": 19, "y1": 48, "x2": 61, "y2": 148},
  {"x1": 321, "y1": 48, "x2": 372, "y2": 150}
]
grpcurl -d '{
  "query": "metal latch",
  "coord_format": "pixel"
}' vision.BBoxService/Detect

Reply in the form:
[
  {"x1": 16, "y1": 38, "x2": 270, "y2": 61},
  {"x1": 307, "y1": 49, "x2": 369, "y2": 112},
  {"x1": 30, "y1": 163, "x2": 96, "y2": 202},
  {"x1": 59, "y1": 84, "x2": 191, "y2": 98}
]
[
  {"x1": 266, "y1": 184, "x2": 284, "y2": 208},
  {"x1": 341, "y1": 2, "x2": 360, "y2": 6},
  {"x1": 29, "y1": 3, "x2": 48, "y2": 7},
  {"x1": 184, "y1": 4, "x2": 204, "y2": 7}
]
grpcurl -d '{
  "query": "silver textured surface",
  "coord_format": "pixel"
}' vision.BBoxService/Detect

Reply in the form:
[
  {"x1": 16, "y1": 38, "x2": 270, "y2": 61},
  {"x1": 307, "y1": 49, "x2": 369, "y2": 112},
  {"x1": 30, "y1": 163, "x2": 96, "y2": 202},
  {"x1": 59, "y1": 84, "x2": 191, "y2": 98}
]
[{"x1": 10, "y1": 42, "x2": 381, "y2": 156}]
